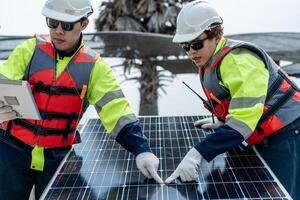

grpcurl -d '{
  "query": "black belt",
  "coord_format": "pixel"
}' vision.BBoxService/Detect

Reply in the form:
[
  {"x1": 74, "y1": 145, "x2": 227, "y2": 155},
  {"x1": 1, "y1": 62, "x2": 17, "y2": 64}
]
[
  {"x1": 33, "y1": 81, "x2": 81, "y2": 95},
  {"x1": 13, "y1": 119, "x2": 75, "y2": 136}
]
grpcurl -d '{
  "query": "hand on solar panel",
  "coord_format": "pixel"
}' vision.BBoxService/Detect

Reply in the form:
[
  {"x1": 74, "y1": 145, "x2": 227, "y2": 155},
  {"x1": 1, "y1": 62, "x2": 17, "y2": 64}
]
[
  {"x1": 165, "y1": 148, "x2": 202, "y2": 183},
  {"x1": 135, "y1": 152, "x2": 163, "y2": 184},
  {"x1": 194, "y1": 117, "x2": 223, "y2": 129},
  {"x1": 0, "y1": 101, "x2": 18, "y2": 123}
]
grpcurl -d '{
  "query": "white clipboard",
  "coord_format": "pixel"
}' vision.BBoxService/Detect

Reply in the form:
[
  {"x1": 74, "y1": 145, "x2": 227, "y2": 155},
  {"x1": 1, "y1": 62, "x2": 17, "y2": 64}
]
[{"x1": 0, "y1": 79, "x2": 41, "y2": 120}]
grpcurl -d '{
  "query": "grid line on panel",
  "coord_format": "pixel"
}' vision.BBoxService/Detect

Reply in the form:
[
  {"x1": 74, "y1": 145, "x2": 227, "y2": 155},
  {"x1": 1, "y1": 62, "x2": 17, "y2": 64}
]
[
  {"x1": 182, "y1": 116, "x2": 193, "y2": 149},
  {"x1": 43, "y1": 116, "x2": 292, "y2": 200},
  {"x1": 157, "y1": 116, "x2": 164, "y2": 200},
  {"x1": 62, "y1": 120, "x2": 101, "y2": 199},
  {"x1": 80, "y1": 121, "x2": 105, "y2": 198},
  {"x1": 225, "y1": 146, "x2": 249, "y2": 198},
  {"x1": 244, "y1": 155, "x2": 271, "y2": 199},
  {"x1": 81, "y1": 129, "x2": 108, "y2": 198},
  {"x1": 113, "y1": 144, "x2": 126, "y2": 199},
  {"x1": 179, "y1": 116, "x2": 190, "y2": 154},
  {"x1": 118, "y1": 142, "x2": 131, "y2": 199},
  {"x1": 175, "y1": 117, "x2": 184, "y2": 160},
  {"x1": 164, "y1": 117, "x2": 175, "y2": 199}
]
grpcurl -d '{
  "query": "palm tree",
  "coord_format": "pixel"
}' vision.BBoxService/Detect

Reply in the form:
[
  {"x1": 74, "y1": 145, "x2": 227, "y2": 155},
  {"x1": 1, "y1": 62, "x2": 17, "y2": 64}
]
[{"x1": 95, "y1": 0, "x2": 187, "y2": 115}]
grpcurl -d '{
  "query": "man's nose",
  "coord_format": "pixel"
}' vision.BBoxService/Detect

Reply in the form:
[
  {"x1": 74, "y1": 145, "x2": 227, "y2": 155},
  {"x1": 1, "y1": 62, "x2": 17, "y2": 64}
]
[{"x1": 54, "y1": 23, "x2": 65, "y2": 34}]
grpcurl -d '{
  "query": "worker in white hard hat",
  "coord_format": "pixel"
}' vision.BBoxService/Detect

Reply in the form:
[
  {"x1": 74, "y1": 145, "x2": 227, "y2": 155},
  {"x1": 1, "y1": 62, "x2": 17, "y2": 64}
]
[
  {"x1": 165, "y1": 1, "x2": 300, "y2": 199},
  {"x1": 0, "y1": 0, "x2": 162, "y2": 199}
]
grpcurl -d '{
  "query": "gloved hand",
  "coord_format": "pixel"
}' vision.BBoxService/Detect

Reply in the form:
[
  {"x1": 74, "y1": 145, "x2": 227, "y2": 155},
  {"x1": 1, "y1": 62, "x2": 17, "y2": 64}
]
[
  {"x1": 194, "y1": 116, "x2": 223, "y2": 129},
  {"x1": 0, "y1": 101, "x2": 17, "y2": 123},
  {"x1": 165, "y1": 148, "x2": 202, "y2": 183},
  {"x1": 135, "y1": 152, "x2": 163, "y2": 184}
]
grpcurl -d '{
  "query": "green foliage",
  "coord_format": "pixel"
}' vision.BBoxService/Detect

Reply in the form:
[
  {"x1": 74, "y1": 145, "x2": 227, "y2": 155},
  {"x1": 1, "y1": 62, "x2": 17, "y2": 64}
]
[{"x1": 95, "y1": 0, "x2": 187, "y2": 35}]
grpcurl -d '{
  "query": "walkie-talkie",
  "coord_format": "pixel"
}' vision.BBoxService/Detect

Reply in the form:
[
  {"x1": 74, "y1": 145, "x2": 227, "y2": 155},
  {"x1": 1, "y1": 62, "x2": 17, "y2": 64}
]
[{"x1": 182, "y1": 81, "x2": 215, "y2": 123}]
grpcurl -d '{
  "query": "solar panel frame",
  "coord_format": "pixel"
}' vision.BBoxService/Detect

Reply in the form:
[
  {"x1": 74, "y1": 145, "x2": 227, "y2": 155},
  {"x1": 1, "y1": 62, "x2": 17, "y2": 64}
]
[{"x1": 41, "y1": 116, "x2": 292, "y2": 200}]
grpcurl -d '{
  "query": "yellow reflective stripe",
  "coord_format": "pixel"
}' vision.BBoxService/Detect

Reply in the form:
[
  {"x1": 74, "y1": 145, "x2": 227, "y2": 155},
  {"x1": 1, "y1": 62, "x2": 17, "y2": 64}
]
[
  {"x1": 31, "y1": 146, "x2": 45, "y2": 171},
  {"x1": 229, "y1": 96, "x2": 266, "y2": 109},
  {"x1": 0, "y1": 38, "x2": 36, "y2": 80},
  {"x1": 95, "y1": 90, "x2": 125, "y2": 113},
  {"x1": 99, "y1": 98, "x2": 135, "y2": 133},
  {"x1": 111, "y1": 114, "x2": 138, "y2": 138},
  {"x1": 225, "y1": 116, "x2": 253, "y2": 139},
  {"x1": 228, "y1": 103, "x2": 264, "y2": 131},
  {"x1": 87, "y1": 55, "x2": 137, "y2": 136}
]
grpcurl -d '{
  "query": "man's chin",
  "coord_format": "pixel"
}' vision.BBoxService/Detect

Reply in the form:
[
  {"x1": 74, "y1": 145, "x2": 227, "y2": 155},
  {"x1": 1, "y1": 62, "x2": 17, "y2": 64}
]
[
  {"x1": 194, "y1": 61, "x2": 204, "y2": 68},
  {"x1": 53, "y1": 44, "x2": 68, "y2": 52}
]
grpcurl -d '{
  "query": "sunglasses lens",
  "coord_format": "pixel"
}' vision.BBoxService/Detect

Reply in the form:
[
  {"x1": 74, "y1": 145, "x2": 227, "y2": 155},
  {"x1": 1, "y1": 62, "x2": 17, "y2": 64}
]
[
  {"x1": 61, "y1": 22, "x2": 74, "y2": 31},
  {"x1": 180, "y1": 37, "x2": 208, "y2": 52},
  {"x1": 46, "y1": 18, "x2": 59, "y2": 29},
  {"x1": 192, "y1": 41, "x2": 204, "y2": 50},
  {"x1": 46, "y1": 18, "x2": 77, "y2": 31}
]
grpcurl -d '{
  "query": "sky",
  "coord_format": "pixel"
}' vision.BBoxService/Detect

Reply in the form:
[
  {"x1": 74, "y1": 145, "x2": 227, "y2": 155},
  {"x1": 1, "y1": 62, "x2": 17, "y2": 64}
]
[
  {"x1": 0, "y1": 0, "x2": 100, "y2": 35},
  {"x1": 0, "y1": 0, "x2": 300, "y2": 36}
]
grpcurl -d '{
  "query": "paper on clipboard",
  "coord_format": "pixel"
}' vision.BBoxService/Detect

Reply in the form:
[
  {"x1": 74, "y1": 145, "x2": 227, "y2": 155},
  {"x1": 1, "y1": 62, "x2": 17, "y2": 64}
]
[{"x1": 0, "y1": 79, "x2": 41, "y2": 120}]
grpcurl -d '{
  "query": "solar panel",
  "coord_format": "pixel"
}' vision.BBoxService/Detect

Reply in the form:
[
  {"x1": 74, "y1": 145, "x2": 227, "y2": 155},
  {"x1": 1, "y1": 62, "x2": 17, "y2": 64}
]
[{"x1": 41, "y1": 116, "x2": 292, "y2": 200}]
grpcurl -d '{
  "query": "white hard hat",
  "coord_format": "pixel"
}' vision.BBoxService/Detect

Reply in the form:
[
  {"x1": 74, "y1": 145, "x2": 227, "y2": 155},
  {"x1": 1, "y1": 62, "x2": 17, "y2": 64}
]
[
  {"x1": 42, "y1": 0, "x2": 93, "y2": 22},
  {"x1": 173, "y1": 0, "x2": 223, "y2": 43}
]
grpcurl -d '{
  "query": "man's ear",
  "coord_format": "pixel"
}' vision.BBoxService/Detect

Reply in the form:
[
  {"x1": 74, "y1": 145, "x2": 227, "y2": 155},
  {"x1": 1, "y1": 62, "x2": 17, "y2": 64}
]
[{"x1": 81, "y1": 19, "x2": 89, "y2": 30}]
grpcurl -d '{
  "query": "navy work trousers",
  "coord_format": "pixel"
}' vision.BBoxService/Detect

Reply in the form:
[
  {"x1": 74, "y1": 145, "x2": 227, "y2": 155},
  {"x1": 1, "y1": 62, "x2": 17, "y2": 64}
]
[
  {"x1": 256, "y1": 125, "x2": 300, "y2": 200},
  {"x1": 0, "y1": 130, "x2": 70, "y2": 200}
]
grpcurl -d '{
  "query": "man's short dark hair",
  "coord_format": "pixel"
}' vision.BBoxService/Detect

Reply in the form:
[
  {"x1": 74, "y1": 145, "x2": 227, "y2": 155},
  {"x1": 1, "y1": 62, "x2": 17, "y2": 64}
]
[{"x1": 205, "y1": 23, "x2": 224, "y2": 39}]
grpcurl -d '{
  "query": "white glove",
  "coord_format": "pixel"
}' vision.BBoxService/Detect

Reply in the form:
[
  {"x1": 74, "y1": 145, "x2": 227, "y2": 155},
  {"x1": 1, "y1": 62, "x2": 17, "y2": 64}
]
[
  {"x1": 165, "y1": 148, "x2": 202, "y2": 183},
  {"x1": 194, "y1": 117, "x2": 223, "y2": 129},
  {"x1": 135, "y1": 152, "x2": 163, "y2": 184},
  {"x1": 0, "y1": 101, "x2": 17, "y2": 123}
]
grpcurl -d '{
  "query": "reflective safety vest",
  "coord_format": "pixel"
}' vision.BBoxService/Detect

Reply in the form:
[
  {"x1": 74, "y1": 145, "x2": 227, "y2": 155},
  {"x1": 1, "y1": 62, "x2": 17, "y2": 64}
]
[
  {"x1": 199, "y1": 39, "x2": 300, "y2": 144},
  {"x1": 2, "y1": 35, "x2": 99, "y2": 148}
]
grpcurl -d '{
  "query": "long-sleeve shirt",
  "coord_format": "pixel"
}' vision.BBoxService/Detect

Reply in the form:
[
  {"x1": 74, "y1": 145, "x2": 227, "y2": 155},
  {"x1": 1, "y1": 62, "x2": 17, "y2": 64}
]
[
  {"x1": 0, "y1": 36, "x2": 150, "y2": 156},
  {"x1": 195, "y1": 37, "x2": 269, "y2": 162}
]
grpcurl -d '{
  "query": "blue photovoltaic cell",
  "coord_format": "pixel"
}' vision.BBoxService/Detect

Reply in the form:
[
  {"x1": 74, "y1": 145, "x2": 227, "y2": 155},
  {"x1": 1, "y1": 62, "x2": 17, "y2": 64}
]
[{"x1": 42, "y1": 116, "x2": 292, "y2": 200}]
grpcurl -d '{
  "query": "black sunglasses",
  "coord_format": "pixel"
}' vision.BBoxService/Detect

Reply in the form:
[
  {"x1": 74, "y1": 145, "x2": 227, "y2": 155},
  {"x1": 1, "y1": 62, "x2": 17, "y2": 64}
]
[
  {"x1": 180, "y1": 36, "x2": 208, "y2": 52},
  {"x1": 46, "y1": 17, "x2": 82, "y2": 31}
]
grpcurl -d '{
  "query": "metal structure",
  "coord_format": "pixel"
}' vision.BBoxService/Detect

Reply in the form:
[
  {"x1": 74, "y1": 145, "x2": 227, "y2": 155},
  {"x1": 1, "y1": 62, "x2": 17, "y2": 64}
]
[{"x1": 1, "y1": 31, "x2": 300, "y2": 75}]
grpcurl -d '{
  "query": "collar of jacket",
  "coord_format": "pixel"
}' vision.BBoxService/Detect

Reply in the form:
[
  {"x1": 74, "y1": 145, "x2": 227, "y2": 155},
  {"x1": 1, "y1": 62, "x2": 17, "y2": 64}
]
[
  {"x1": 203, "y1": 36, "x2": 227, "y2": 69},
  {"x1": 54, "y1": 34, "x2": 83, "y2": 59}
]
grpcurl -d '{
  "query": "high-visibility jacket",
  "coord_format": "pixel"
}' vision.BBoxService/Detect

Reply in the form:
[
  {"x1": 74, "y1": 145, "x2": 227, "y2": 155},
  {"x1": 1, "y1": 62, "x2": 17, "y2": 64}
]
[
  {"x1": 200, "y1": 38, "x2": 300, "y2": 144},
  {"x1": 1, "y1": 35, "x2": 97, "y2": 147},
  {"x1": 1, "y1": 35, "x2": 139, "y2": 148}
]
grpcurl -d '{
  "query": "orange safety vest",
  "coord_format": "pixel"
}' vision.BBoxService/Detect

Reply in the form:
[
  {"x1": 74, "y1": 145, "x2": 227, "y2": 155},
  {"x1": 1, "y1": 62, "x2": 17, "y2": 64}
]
[
  {"x1": 2, "y1": 35, "x2": 99, "y2": 148},
  {"x1": 199, "y1": 39, "x2": 300, "y2": 144}
]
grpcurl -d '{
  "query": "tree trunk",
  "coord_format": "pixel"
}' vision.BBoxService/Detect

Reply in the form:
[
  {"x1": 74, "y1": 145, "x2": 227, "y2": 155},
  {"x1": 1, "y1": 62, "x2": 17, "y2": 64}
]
[{"x1": 138, "y1": 60, "x2": 159, "y2": 115}]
